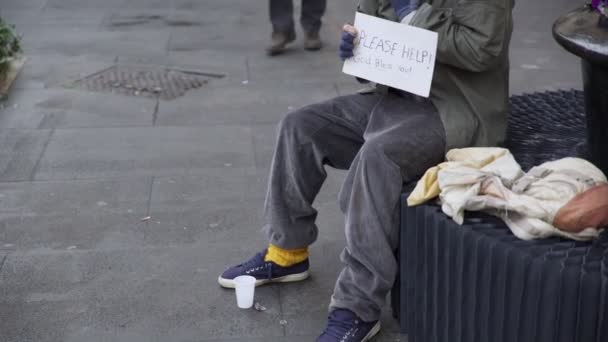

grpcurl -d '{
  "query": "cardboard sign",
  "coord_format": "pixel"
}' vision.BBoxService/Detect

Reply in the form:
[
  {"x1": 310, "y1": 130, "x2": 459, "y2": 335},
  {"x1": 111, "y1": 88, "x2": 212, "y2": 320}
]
[{"x1": 342, "y1": 12, "x2": 438, "y2": 97}]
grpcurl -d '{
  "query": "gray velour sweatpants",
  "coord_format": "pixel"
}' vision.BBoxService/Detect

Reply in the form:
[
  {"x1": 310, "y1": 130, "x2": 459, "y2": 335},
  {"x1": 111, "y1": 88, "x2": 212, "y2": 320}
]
[
  {"x1": 269, "y1": 0, "x2": 326, "y2": 34},
  {"x1": 263, "y1": 89, "x2": 446, "y2": 322}
]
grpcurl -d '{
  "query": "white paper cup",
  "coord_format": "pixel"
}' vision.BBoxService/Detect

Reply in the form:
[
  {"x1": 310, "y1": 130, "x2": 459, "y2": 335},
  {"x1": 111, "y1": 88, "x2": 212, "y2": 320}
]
[{"x1": 234, "y1": 275, "x2": 256, "y2": 309}]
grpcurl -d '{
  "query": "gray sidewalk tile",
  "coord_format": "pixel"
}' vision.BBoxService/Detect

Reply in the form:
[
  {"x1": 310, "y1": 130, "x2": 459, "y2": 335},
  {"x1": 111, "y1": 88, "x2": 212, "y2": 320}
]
[
  {"x1": 22, "y1": 29, "x2": 171, "y2": 59},
  {"x1": 155, "y1": 83, "x2": 338, "y2": 127},
  {"x1": 1, "y1": 87, "x2": 156, "y2": 129},
  {"x1": 0, "y1": 177, "x2": 150, "y2": 251},
  {"x1": 11, "y1": 54, "x2": 114, "y2": 90},
  {"x1": 251, "y1": 124, "x2": 278, "y2": 168},
  {"x1": 4, "y1": 9, "x2": 105, "y2": 31},
  {"x1": 36, "y1": 90, "x2": 156, "y2": 129},
  {"x1": 34, "y1": 126, "x2": 255, "y2": 180},
  {"x1": 0, "y1": 213, "x2": 150, "y2": 251},
  {"x1": 0, "y1": 244, "x2": 283, "y2": 342},
  {"x1": 0, "y1": 129, "x2": 52, "y2": 182},
  {"x1": 146, "y1": 171, "x2": 267, "y2": 246},
  {"x1": 510, "y1": 66, "x2": 582, "y2": 95},
  {"x1": 246, "y1": 49, "x2": 347, "y2": 84},
  {"x1": 44, "y1": 0, "x2": 124, "y2": 9},
  {"x1": 0, "y1": 89, "x2": 52, "y2": 128},
  {"x1": 0, "y1": 0, "x2": 46, "y2": 10},
  {"x1": 168, "y1": 26, "x2": 267, "y2": 54}
]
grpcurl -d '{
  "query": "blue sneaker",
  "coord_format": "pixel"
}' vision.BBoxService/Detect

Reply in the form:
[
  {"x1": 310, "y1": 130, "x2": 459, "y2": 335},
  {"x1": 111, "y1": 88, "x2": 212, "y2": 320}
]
[
  {"x1": 218, "y1": 250, "x2": 310, "y2": 288},
  {"x1": 317, "y1": 309, "x2": 381, "y2": 342}
]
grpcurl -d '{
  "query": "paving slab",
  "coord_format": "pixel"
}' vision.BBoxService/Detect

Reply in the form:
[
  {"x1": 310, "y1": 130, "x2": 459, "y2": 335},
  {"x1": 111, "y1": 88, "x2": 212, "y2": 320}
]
[
  {"x1": 117, "y1": 0, "x2": 178, "y2": 9},
  {"x1": 145, "y1": 167, "x2": 347, "y2": 248},
  {"x1": 168, "y1": 25, "x2": 267, "y2": 54},
  {"x1": 1, "y1": 87, "x2": 156, "y2": 129},
  {"x1": 0, "y1": 177, "x2": 151, "y2": 251},
  {"x1": 34, "y1": 126, "x2": 255, "y2": 180},
  {"x1": 102, "y1": 9, "x2": 176, "y2": 32},
  {"x1": 510, "y1": 65, "x2": 582, "y2": 95},
  {"x1": 147, "y1": 171, "x2": 266, "y2": 246},
  {"x1": 246, "y1": 48, "x2": 347, "y2": 85},
  {"x1": 36, "y1": 89, "x2": 157, "y2": 129},
  {"x1": 0, "y1": 213, "x2": 152, "y2": 252},
  {"x1": 21, "y1": 28, "x2": 171, "y2": 59},
  {"x1": 44, "y1": 0, "x2": 124, "y2": 10},
  {"x1": 155, "y1": 82, "x2": 338, "y2": 127},
  {"x1": 167, "y1": 50, "x2": 247, "y2": 81},
  {"x1": 509, "y1": 46, "x2": 582, "y2": 94},
  {"x1": 11, "y1": 54, "x2": 114, "y2": 90},
  {"x1": 510, "y1": 47, "x2": 580, "y2": 72},
  {"x1": 0, "y1": 129, "x2": 51, "y2": 182},
  {"x1": 0, "y1": 0, "x2": 46, "y2": 10},
  {"x1": 0, "y1": 244, "x2": 283, "y2": 342},
  {"x1": 171, "y1": 0, "x2": 253, "y2": 11},
  {"x1": 150, "y1": 169, "x2": 261, "y2": 206},
  {"x1": 0, "y1": 89, "x2": 53, "y2": 128},
  {"x1": 3, "y1": 9, "x2": 105, "y2": 31},
  {"x1": 0, "y1": 177, "x2": 150, "y2": 216},
  {"x1": 251, "y1": 123, "x2": 281, "y2": 168},
  {"x1": 39, "y1": 8, "x2": 107, "y2": 27},
  {"x1": 508, "y1": 0, "x2": 583, "y2": 94}
]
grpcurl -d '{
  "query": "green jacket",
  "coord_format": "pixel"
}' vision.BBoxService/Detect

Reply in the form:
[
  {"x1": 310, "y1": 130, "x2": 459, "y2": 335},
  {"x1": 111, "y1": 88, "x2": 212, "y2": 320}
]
[{"x1": 357, "y1": 0, "x2": 514, "y2": 150}]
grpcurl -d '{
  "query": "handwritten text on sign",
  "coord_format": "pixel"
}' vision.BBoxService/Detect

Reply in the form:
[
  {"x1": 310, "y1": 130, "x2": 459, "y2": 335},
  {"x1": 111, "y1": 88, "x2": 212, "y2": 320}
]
[{"x1": 342, "y1": 12, "x2": 438, "y2": 98}]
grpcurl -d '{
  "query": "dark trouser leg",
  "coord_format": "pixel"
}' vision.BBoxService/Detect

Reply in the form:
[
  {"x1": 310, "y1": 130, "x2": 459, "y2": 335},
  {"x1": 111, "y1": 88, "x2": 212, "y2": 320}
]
[
  {"x1": 263, "y1": 93, "x2": 382, "y2": 249},
  {"x1": 330, "y1": 92, "x2": 447, "y2": 322},
  {"x1": 270, "y1": 0, "x2": 295, "y2": 33},
  {"x1": 301, "y1": 0, "x2": 326, "y2": 33}
]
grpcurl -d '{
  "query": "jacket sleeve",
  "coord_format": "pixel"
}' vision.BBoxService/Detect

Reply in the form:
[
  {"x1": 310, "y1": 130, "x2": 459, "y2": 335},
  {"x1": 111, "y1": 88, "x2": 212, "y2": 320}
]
[{"x1": 409, "y1": 1, "x2": 509, "y2": 72}]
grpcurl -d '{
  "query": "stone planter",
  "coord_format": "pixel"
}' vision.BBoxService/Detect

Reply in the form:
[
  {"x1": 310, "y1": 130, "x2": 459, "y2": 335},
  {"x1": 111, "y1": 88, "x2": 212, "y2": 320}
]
[
  {"x1": 553, "y1": 4, "x2": 608, "y2": 175},
  {"x1": 0, "y1": 56, "x2": 26, "y2": 100}
]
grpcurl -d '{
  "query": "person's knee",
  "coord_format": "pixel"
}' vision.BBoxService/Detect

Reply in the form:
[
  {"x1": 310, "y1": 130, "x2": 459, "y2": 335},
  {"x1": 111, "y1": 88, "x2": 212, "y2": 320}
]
[
  {"x1": 357, "y1": 140, "x2": 387, "y2": 164},
  {"x1": 277, "y1": 109, "x2": 308, "y2": 137},
  {"x1": 277, "y1": 107, "x2": 323, "y2": 145},
  {"x1": 338, "y1": 141, "x2": 388, "y2": 211}
]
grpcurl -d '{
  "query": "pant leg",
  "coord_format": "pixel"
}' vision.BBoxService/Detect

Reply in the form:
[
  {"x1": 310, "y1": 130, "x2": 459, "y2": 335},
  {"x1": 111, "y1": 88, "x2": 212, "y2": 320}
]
[
  {"x1": 301, "y1": 0, "x2": 327, "y2": 33},
  {"x1": 270, "y1": 0, "x2": 295, "y2": 33},
  {"x1": 264, "y1": 93, "x2": 383, "y2": 250},
  {"x1": 330, "y1": 92, "x2": 447, "y2": 322}
]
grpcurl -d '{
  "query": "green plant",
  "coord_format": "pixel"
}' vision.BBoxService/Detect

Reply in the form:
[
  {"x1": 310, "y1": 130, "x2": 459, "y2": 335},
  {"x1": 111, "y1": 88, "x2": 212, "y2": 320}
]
[{"x1": 0, "y1": 17, "x2": 22, "y2": 78}]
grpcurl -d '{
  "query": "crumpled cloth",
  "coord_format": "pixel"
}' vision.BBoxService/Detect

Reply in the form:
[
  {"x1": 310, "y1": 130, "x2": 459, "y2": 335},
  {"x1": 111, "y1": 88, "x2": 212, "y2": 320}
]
[{"x1": 408, "y1": 148, "x2": 607, "y2": 240}]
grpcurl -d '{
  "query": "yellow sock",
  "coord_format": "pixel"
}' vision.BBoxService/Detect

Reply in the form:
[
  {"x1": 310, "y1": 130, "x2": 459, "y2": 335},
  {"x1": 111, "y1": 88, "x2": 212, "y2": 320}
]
[{"x1": 265, "y1": 244, "x2": 309, "y2": 267}]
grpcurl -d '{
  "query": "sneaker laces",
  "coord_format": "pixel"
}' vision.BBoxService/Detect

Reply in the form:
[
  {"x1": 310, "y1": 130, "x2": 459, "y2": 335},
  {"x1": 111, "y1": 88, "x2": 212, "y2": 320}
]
[
  {"x1": 322, "y1": 309, "x2": 361, "y2": 340},
  {"x1": 240, "y1": 251, "x2": 274, "y2": 280}
]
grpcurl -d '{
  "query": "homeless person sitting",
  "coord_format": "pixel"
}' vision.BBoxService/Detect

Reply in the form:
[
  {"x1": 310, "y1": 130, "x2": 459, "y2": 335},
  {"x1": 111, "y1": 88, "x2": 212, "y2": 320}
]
[{"x1": 218, "y1": 0, "x2": 514, "y2": 340}]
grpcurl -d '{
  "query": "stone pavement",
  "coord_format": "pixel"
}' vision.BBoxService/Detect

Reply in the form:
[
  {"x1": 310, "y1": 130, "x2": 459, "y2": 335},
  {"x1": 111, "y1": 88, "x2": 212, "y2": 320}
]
[{"x1": 0, "y1": 0, "x2": 583, "y2": 341}]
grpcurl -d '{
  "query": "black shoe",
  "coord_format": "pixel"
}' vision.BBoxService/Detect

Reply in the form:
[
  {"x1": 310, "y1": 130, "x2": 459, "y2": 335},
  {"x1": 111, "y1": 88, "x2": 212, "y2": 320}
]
[{"x1": 266, "y1": 30, "x2": 296, "y2": 56}]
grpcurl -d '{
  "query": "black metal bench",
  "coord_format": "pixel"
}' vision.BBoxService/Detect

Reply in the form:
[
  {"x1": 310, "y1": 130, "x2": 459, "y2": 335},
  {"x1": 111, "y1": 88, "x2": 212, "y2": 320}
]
[{"x1": 392, "y1": 90, "x2": 608, "y2": 342}]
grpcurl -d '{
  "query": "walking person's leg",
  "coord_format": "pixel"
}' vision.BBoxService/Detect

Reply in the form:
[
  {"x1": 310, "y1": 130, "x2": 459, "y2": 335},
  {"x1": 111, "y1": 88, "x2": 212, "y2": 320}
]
[
  {"x1": 318, "y1": 92, "x2": 447, "y2": 341},
  {"x1": 270, "y1": 0, "x2": 295, "y2": 34},
  {"x1": 268, "y1": 0, "x2": 296, "y2": 55},
  {"x1": 218, "y1": 93, "x2": 383, "y2": 288},
  {"x1": 301, "y1": 0, "x2": 327, "y2": 50}
]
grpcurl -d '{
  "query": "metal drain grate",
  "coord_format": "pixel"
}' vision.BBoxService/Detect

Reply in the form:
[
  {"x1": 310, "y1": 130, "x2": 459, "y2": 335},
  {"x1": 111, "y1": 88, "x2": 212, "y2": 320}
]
[{"x1": 71, "y1": 65, "x2": 223, "y2": 100}]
